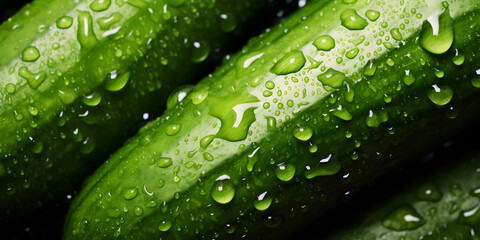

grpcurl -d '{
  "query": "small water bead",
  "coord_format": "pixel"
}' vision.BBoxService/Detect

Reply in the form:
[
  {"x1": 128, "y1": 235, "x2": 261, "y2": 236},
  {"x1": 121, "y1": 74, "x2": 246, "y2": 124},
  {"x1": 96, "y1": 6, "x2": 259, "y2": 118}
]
[
  {"x1": 317, "y1": 68, "x2": 347, "y2": 89},
  {"x1": 403, "y1": 70, "x2": 416, "y2": 86},
  {"x1": 363, "y1": 60, "x2": 377, "y2": 77},
  {"x1": 304, "y1": 154, "x2": 341, "y2": 179},
  {"x1": 452, "y1": 51, "x2": 465, "y2": 65},
  {"x1": 82, "y1": 92, "x2": 102, "y2": 107},
  {"x1": 313, "y1": 35, "x2": 335, "y2": 51},
  {"x1": 345, "y1": 48, "x2": 359, "y2": 59},
  {"x1": 382, "y1": 204, "x2": 425, "y2": 231},
  {"x1": 166, "y1": 85, "x2": 194, "y2": 110},
  {"x1": 434, "y1": 68, "x2": 444, "y2": 78},
  {"x1": 191, "y1": 90, "x2": 208, "y2": 105},
  {"x1": 415, "y1": 182, "x2": 442, "y2": 202},
  {"x1": 265, "y1": 81, "x2": 275, "y2": 90},
  {"x1": 200, "y1": 135, "x2": 215, "y2": 149},
  {"x1": 90, "y1": 0, "x2": 111, "y2": 12},
  {"x1": 390, "y1": 28, "x2": 403, "y2": 40},
  {"x1": 56, "y1": 16, "x2": 73, "y2": 29},
  {"x1": 5, "y1": 83, "x2": 16, "y2": 94},
  {"x1": 266, "y1": 116, "x2": 277, "y2": 132},
  {"x1": 123, "y1": 188, "x2": 138, "y2": 200},
  {"x1": 270, "y1": 50, "x2": 306, "y2": 75},
  {"x1": 365, "y1": 10, "x2": 380, "y2": 21},
  {"x1": 293, "y1": 125, "x2": 313, "y2": 141},
  {"x1": 21, "y1": 46, "x2": 40, "y2": 62},
  {"x1": 211, "y1": 175, "x2": 236, "y2": 204},
  {"x1": 275, "y1": 163, "x2": 296, "y2": 182},
  {"x1": 203, "y1": 152, "x2": 214, "y2": 161},
  {"x1": 191, "y1": 41, "x2": 210, "y2": 63},
  {"x1": 134, "y1": 206, "x2": 143, "y2": 216},
  {"x1": 472, "y1": 77, "x2": 480, "y2": 88},
  {"x1": 365, "y1": 110, "x2": 388, "y2": 128},
  {"x1": 97, "y1": 13, "x2": 123, "y2": 30},
  {"x1": 254, "y1": 191, "x2": 273, "y2": 211},
  {"x1": 427, "y1": 84, "x2": 453, "y2": 106},
  {"x1": 104, "y1": 71, "x2": 130, "y2": 91},
  {"x1": 340, "y1": 9, "x2": 368, "y2": 30},
  {"x1": 166, "y1": 124, "x2": 181, "y2": 136},
  {"x1": 158, "y1": 220, "x2": 172, "y2": 232},
  {"x1": 157, "y1": 157, "x2": 173, "y2": 168},
  {"x1": 219, "y1": 12, "x2": 237, "y2": 32}
]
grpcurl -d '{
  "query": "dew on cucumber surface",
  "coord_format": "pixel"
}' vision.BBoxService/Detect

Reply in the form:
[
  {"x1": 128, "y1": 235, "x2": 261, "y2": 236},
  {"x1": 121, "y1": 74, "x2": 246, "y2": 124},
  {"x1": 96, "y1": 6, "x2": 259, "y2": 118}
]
[
  {"x1": 76, "y1": 11, "x2": 98, "y2": 49},
  {"x1": 18, "y1": 67, "x2": 46, "y2": 89},
  {"x1": 254, "y1": 191, "x2": 273, "y2": 211},
  {"x1": 191, "y1": 40, "x2": 210, "y2": 63},
  {"x1": 340, "y1": 9, "x2": 369, "y2": 30},
  {"x1": 21, "y1": 46, "x2": 40, "y2": 62},
  {"x1": 427, "y1": 85, "x2": 454, "y2": 106},
  {"x1": 90, "y1": 0, "x2": 111, "y2": 12},
  {"x1": 82, "y1": 92, "x2": 102, "y2": 107},
  {"x1": 419, "y1": 2, "x2": 454, "y2": 55},
  {"x1": 270, "y1": 50, "x2": 306, "y2": 75},
  {"x1": 97, "y1": 13, "x2": 123, "y2": 30},
  {"x1": 313, "y1": 35, "x2": 336, "y2": 51},
  {"x1": 210, "y1": 175, "x2": 236, "y2": 204},
  {"x1": 382, "y1": 204, "x2": 425, "y2": 231},
  {"x1": 56, "y1": 16, "x2": 73, "y2": 29}
]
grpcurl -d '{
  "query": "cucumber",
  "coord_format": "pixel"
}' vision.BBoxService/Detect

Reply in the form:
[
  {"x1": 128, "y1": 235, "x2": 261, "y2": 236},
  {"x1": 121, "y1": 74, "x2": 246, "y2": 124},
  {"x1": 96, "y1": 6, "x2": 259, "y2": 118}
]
[
  {"x1": 64, "y1": 0, "x2": 480, "y2": 239},
  {"x1": 0, "y1": 0, "x2": 293, "y2": 224},
  {"x1": 317, "y1": 129, "x2": 480, "y2": 240}
]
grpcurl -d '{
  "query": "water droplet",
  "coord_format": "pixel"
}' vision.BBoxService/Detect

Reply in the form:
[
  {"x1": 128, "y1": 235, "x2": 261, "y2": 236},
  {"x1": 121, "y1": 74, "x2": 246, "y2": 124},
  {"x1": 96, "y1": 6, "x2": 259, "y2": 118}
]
[
  {"x1": 427, "y1": 84, "x2": 453, "y2": 106},
  {"x1": 293, "y1": 125, "x2": 313, "y2": 141},
  {"x1": 200, "y1": 135, "x2": 215, "y2": 149},
  {"x1": 166, "y1": 124, "x2": 181, "y2": 136},
  {"x1": 270, "y1": 50, "x2": 306, "y2": 75},
  {"x1": 18, "y1": 67, "x2": 46, "y2": 89},
  {"x1": 340, "y1": 9, "x2": 368, "y2": 30},
  {"x1": 419, "y1": 6, "x2": 454, "y2": 54},
  {"x1": 472, "y1": 77, "x2": 480, "y2": 88},
  {"x1": 333, "y1": 106, "x2": 352, "y2": 121},
  {"x1": 266, "y1": 116, "x2": 277, "y2": 132},
  {"x1": 191, "y1": 90, "x2": 208, "y2": 105},
  {"x1": 21, "y1": 46, "x2": 40, "y2": 62},
  {"x1": 403, "y1": 70, "x2": 416, "y2": 86},
  {"x1": 56, "y1": 16, "x2": 73, "y2": 29},
  {"x1": 134, "y1": 206, "x2": 143, "y2": 216},
  {"x1": 203, "y1": 152, "x2": 214, "y2": 161},
  {"x1": 254, "y1": 191, "x2": 273, "y2": 211},
  {"x1": 345, "y1": 48, "x2": 359, "y2": 59},
  {"x1": 31, "y1": 140, "x2": 43, "y2": 154},
  {"x1": 452, "y1": 50, "x2": 465, "y2": 65},
  {"x1": 219, "y1": 12, "x2": 237, "y2": 32},
  {"x1": 211, "y1": 175, "x2": 236, "y2": 204},
  {"x1": 390, "y1": 28, "x2": 403, "y2": 40},
  {"x1": 313, "y1": 35, "x2": 335, "y2": 51},
  {"x1": 77, "y1": 11, "x2": 98, "y2": 49},
  {"x1": 365, "y1": 110, "x2": 388, "y2": 127},
  {"x1": 382, "y1": 204, "x2": 425, "y2": 231},
  {"x1": 166, "y1": 85, "x2": 194, "y2": 110},
  {"x1": 104, "y1": 70, "x2": 130, "y2": 91},
  {"x1": 123, "y1": 188, "x2": 138, "y2": 200},
  {"x1": 317, "y1": 68, "x2": 347, "y2": 89},
  {"x1": 415, "y1": 182, "x2": 442, "y2": 202},
  {"x1": 82, "y1": 92, "x2": 102, "y2": 106},
  {"x1": 157, "y1": 157, "x2": 173, "y2": 168},
  {"x1": 158, "y1": 220, "x2": 172, "y2": 232},
  {"x1": 365, "y1": 10, "x2": 380, "y2": 21},
  {"x1": 208, "y1": 92, "x2": 259, "y2": 142},
  {"x1": 90, "y1": 0, "x2": 111, "y2": 12},
  {"x1": 191, "y1": 41, "x2": 210, "y2": 63},
  {"x1": 97, "y1": 13, "x2": 123, "y2": 30},
  {"x1": 363, "y1": 60, "x2": 377, "y2": 77},
  {"x1": 5, "y1": 83, "x2": 16, "y2": 94},
  {"x1": 304, "y1": 154, "x2": 341, "y2": 179},
  {"x1": 275, "y1": 163, "x2": 296, "y2": 182}
]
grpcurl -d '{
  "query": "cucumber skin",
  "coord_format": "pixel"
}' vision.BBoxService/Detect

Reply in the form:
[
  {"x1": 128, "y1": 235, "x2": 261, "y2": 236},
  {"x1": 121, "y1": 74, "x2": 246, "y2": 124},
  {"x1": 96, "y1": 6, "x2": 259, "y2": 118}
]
[
  {"x1": 319, "y1": 135, "x2": 480, "y2": 240},
  {"x1": 65, "y1": 0, "x2": 480, "y2": 239},
  {"x1": 0, "y1": 0, "x2": 290, "y2": 224}
]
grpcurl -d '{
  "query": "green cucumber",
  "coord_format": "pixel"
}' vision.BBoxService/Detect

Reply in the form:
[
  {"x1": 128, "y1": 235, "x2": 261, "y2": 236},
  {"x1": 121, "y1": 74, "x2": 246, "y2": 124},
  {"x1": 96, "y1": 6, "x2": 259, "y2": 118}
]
[
  {"x1": 0, "y1": 0, "x2": 292, "y2": 224},
  {"x1": 65, "y1": 0, "x2": 480, "y2": 239},
  {"x1": 317, "y1": 132, "x2": 480, "y2": 240}
]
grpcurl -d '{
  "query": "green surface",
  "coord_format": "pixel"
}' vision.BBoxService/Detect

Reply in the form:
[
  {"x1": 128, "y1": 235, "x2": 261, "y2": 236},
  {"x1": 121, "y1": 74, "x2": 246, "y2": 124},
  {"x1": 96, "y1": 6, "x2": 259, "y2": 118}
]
[{"x1": 65, "y1": 0, "x2": 480, "y2": 239}]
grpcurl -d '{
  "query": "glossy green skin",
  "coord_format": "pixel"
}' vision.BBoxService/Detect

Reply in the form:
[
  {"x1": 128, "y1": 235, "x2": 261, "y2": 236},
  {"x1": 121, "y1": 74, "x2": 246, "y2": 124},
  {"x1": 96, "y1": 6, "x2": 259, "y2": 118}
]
[
  {"x1": 0, "y1": 0, "x2": 289, "y2": 223},
  {"x1": 319, "y1": 141, "x2": 480, "y2": 240},
  {"x1": 65, "y1": 0, "x2": 480, "y2": 239}
]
